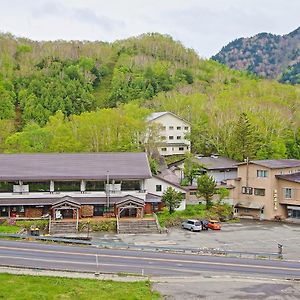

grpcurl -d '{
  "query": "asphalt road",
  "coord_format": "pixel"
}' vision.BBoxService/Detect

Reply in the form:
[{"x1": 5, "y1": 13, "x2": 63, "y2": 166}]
[{"x1": 0, "y1": 240, "x2": 299, "y2": 278}]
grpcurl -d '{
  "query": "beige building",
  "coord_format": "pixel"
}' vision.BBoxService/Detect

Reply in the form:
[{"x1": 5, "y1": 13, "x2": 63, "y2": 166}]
[
  {"x1": 228, "y1": 159, "x2": 300, "y2": 221},
  {"x1": 147, "y1": 112, "x2": 191, "y2": 156}
]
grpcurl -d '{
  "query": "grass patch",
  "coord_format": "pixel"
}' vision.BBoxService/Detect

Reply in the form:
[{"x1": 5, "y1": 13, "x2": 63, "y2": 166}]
[
  {"x1": 157, "y1": 204, "x2": 233, "y2": 228},
  {"x1": 0, "y1": 273, "x2": 160, "y2": 300},
  {"x1": 0, "y1": 225, "x2": 21, "y2": 234},
  {"x1": 0, "y1": 220, "x2": 49, "y2": 234}
]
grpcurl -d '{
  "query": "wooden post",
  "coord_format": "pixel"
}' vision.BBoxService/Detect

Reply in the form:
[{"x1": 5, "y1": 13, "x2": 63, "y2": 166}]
[{"x1": 76, "y1": 208, "x2": 79, "y2": 230}]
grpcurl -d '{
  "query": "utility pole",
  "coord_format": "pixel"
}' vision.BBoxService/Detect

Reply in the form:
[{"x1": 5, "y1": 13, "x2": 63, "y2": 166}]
[{"x1": 106, "y1": 171, "x2": 110, "y2": 208}]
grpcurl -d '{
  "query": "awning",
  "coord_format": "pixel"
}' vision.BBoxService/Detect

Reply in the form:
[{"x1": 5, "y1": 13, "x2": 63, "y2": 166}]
[
  {"x1": 235, "y1": 201, "x2": 264, "y2": 210},
  {"x1": 145, "y1": 193, "x2": 162, "y2": 203},
  {"x1": 287, "y1": 206, "x2": 300, "y2": 211}
]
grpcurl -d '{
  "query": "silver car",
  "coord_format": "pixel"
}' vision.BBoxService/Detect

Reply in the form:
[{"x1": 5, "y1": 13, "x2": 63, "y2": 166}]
[{"x1": 181, "y1": 219, "x2": 202, "y2": 232}]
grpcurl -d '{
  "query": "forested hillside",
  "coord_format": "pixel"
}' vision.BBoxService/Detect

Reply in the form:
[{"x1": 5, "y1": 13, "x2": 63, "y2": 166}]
[
  {"x1": 212, "y1": 27, "x2": 300, "y2": 83},
  {"x1": 0, "y1": 32, "x2": 300, "y2": 161}
]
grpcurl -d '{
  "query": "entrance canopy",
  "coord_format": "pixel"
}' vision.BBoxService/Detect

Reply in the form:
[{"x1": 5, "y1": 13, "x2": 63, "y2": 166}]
[
  {"x1": 235, "y1": 201, "x2": 264, "y2": 210},
  {"x1": 116, "y1": 195, "x2": 145, "y2": 218},
  {"x1": 52, "y1": 196, "x2": 81, "y2": 209}
]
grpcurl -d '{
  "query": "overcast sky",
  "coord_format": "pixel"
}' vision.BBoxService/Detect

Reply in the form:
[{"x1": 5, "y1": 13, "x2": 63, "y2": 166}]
[{"x1": 1, "y1": 0, "x2": 299, "y2": 58}]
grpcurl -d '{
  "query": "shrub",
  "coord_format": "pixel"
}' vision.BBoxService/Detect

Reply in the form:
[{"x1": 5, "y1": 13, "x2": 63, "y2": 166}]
[
  {"x1": 15, "y1": 220, "x2": 49, "y2": 231},
  {"x1": 79, "y1": 219, "x2": 117, "y2": 232}
]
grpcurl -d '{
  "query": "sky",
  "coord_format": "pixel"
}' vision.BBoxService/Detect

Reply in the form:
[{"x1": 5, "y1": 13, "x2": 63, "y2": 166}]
[{"x1": 0, "y1": 0, "x2": 299, "y2": 58}]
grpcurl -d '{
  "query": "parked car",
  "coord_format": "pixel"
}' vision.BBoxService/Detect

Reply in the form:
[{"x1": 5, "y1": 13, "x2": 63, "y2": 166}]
[
  {"x1": 208, "y1": 220, "x2": 221, "y2": 230},
  {"x1": 181, "y1": 219, "x2": 202, "y2": 232},
  {"x1": 200, "y1": 219, "x2": 209, "y2": 230}
]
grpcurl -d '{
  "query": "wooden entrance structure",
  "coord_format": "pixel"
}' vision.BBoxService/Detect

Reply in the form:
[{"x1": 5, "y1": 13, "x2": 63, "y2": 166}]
[
  {"x1": 51, "y1": 196, "x2": 81, "y2": 228},
  {"x1": 115, "y1": 196, "x2": 144, "y2": 218}
]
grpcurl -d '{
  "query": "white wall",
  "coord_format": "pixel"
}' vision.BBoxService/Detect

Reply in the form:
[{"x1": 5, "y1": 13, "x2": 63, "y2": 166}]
[
  {"x1": 145, "y1": 177, "x2": 186, "y2": 210},
  {"x1": 150, "y1": 113, "x2": 191, "y2": 156}
]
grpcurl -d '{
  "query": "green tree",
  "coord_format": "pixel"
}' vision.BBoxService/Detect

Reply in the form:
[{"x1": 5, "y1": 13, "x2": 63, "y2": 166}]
[
  {"x1": 197, "y1": 174, "x2": 217, "y2": 209},
  {"x1": 183, "y1": 155, "x2": 201, "y2": 185},
  {"x1": 162, "y1": 187, "x2": 183, "y2": 214},
  {"x1": 233, "y1": 112, "x2": 256, "y2": 161},
  {"x1": 216, "y1": 187, "x2": 230, "y2": 204}
]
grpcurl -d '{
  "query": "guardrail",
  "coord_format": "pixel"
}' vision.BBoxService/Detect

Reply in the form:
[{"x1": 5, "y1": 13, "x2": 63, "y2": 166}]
[{"x1": 0, "y1": 233, "x2": 281, "y2": 260}]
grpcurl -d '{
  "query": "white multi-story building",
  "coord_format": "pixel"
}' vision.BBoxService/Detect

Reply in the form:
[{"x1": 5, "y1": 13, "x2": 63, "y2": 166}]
[{"x1": 147, "y1": 111, "x2": 191, "y2": 156}]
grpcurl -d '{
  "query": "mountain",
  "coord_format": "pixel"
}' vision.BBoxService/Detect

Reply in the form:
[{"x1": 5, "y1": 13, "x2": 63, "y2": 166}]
[
  {"x1": 0, "y1": 32, "x2": 299, "y2": 161},
  {"x1": 212, "y1": 27, "x2": 300, "y2": 83}
]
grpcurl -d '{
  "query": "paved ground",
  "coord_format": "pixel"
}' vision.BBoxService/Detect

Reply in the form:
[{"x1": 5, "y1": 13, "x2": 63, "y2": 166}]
[
  {"x1": 94, "y1": 220, "x2": 300, "y2": 260},
  {"x1": 153, "y1": 276, "x2": 300, "y2": 300}
]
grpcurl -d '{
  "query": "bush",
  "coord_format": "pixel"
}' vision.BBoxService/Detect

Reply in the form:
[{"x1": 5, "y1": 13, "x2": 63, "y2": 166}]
[
  {"x1": 78, "y1": 219, "x2": 117, "y2": 232},
  {"x1": 15, "y1": 220, "x2": 49, "y2": 232}
]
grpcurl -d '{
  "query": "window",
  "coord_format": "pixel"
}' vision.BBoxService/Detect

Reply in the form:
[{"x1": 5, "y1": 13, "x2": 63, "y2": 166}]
[
  {"x1": 161, "y1": 148, "x2": 167, "y2": 152},
  {"x1": 169, "y1": 136, "x2": 174, "y2": 140},
  {"x1": 234, "y1": 208, "x2": 239, "y2": 214},
  {"x1": 284, "y1": 188, "x2": 292, "y2": 199},
  {"x1": 242, "y1": 186, "x2": 253, "y2": 194},
  {"x1": 177, "y1": 126, "x2": 181, "y2": 130},
  {"x1": 179, "y1": 147, "x2": 184, "y2": 151},
  {"x1": 260, "y1": 207, "x2": 264, "y2": 214},
  {"x1": 257, "y1": 170, "x2": 268, "y2": 177},
  {"x1": 152, "y1": 203, "x2": 159, "y2": 212},
  {"x1": 190, "y1": 191, "x2": 197, "y2": 196},
  {"x1": 156, "y1": 185, "x2": 162, "y2": 192},
  {"x1": 169, "y1": 126, "x2": 174, "y2": 130},
  {"x1": 162, "y1": 126, "x2": 166, "y2": 130},
  {"x1": 254, "y1": 188, "x2": 266, "y2": 196},
  {"x1": 184, "y1": 126, "x2": 189, "y2": 130},
  {"x1": 161, "y1": 136, "x2": 166, "y2": 140},
  {"x1": 177, "y1": 136, "x2": 181, "y2": 140}
]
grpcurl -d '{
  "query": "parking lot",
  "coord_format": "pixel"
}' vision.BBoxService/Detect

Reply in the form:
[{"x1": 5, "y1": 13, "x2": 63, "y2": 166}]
[{"x1": 117, "y1": 220, "x2": 300, "y2": 261}]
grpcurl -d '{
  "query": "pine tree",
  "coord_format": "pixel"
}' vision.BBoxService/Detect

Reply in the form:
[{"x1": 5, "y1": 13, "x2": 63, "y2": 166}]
[{"x1": 234, "y1": 112, "x2": 256, "y2": 161}]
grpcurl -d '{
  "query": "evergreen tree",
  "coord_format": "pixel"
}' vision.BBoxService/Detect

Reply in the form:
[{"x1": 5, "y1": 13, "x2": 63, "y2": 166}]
[
  {"x1": 233, "y1": 112, "x2": 256, "y2": 161},
  {"x1": 197, "y1": 174, "x2": 217, "y2": 209}
]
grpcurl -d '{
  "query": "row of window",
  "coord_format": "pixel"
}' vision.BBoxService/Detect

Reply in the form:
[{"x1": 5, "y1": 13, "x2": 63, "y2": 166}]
[
  {"x1": 241, "y1": 186, "x2": 294, "y2": 199},
  {"x1": 162, "y1": 126, "x2": 189, "y2": 131},
  {"x1": 161, "y1": 136, "x2": 184, "y2": 140},
  {"x1": 161, "y1": 146, "x2": 189, "y2": 152},
  {"x1": 242, "y1": 186, "x2": 265, "y2": 196},
  {"x1": 256, "y1": 169, "x2": 300, "y2": 178},
  {"x1": 0, "y1": 181, "x2": 141, "y2": 193}
]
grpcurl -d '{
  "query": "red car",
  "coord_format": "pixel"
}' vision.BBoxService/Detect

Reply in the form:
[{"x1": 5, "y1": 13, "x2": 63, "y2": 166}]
[{"x1": 208, "y1": 220, "x2": 221, "y2": 230}]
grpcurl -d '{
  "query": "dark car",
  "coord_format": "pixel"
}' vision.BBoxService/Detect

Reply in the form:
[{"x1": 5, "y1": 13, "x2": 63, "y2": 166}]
[{"x1": 200, "y1": 219, "x2": 209, "y2": 230}]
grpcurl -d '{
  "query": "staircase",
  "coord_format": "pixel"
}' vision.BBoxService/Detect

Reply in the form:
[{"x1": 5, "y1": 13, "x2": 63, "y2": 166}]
[
  {"x1": 50, "y1": 221, "x2": 78, "y2": 235},
  {"x1": 118, "y1": 218, "x2": 160, "y2": 234}
]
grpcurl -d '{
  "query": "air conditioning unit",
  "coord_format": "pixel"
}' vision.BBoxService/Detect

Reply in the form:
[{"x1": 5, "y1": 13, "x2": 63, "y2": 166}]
[{"x1": 13, "y1": 185, "x2": 29, "y2": 193}]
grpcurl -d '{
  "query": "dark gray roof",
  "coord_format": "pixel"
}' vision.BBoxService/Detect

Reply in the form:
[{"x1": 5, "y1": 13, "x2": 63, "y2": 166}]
[
  {"x1": 0, "y1": 153, "x2": 152, "y2": 181},
  {"x1": 276, "y1": 172, "x2": 300, "y2": 183},
  {"x1": 241, "y1": 159, "x2": 300, "y2": 169},
  {"x1": 195, "y1": 156, "x2": 238, "y2": 170}
]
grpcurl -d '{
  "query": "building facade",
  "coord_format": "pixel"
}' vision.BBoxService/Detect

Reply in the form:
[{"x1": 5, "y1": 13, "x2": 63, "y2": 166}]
[
  {"x1": 170, "y1": 155, "x2": 238, "y2": 184},
  {"x1": 229, "y1": 159, "x2": 300, "y2": 221},
  {"x1": 147, "y1": 112, "x2": 191, "y2": 156},
  {"x1": 0, "y1": 153, "x2": 187, "y2": 222},
  {"x1": 0, "y1": 153, "x2": 150, "y2": 220}
]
